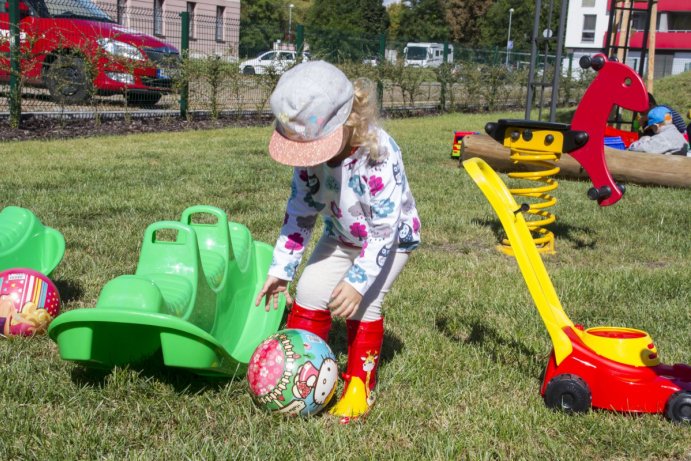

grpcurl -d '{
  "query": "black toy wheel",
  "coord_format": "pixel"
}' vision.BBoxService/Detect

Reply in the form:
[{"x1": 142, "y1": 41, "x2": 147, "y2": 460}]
[
  {"x1": 665, "y1": 391, "x2": 691, "y2": 424},
  {"x1": 242, "y1": 66, "x2": 255, "y2": 75},
  {"x1": 544, "y1": 374, "x2": 592, "y2": 413},
  {"x1": 45, "y1": 54, "x2": 92, "y2": 104}
]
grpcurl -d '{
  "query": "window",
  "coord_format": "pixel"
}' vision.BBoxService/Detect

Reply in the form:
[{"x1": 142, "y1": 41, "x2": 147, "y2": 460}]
[
  {"x1": 215, "y1": 6, "x2": 224, "y2": 42},
  {"x1": 187, "y1": 2, "x2": 196, "y2": 38},
  {"x1": 153, "y1": 0, "x2": 163, "y2": 36},
  {"x1": 668, "y1": 12, "x2": 691, "y2": 31},
  {"x1": 581, "y1": 0, "x2": 595, "y2": 7},
  {"x1": 631, "y1": 12, "x2": 647, "y2": 31},
  {"x1": 582, "y1": 14, "x2": 596, "y2": 42}
]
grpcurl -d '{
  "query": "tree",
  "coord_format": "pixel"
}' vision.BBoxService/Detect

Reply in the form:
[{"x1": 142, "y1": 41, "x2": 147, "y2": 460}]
[
  {"x1": 397, "y1": 0, "x2": 449, "y2": 43},
  {"x1": 306, "y1": 0, "x2": 388, "y2": 61},
  {"x1": 239, "y1": 0, "x2": 286, "y2": 57},
  {"x1": 386, "y1": 2, "x2": 405, "y2": 41},
  {"x1": 361, "y1": 0, "x2": 390, "y2": 37},
  {"x1": 442, "y1": 0, "x2": 493, "y2": 45},
  {"x1": 477, "y1": 1, "x2": 563, "y2": 53}
]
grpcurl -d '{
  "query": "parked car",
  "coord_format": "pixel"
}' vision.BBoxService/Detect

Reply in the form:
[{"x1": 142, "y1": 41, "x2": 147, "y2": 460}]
[
  {"x1": 239, "y1": 50, "x2": 308, "y2": 75},
  {"x1": 0, "y1": 0, "x2": 180, "y2": 105},
  {"x1": 362, "y1": 55, "x2": 381, "y2": 67}
]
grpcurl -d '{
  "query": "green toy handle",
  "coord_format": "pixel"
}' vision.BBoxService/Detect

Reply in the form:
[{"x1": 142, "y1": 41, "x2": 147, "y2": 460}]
[
  {"x1": 144, "y1": 221, "x2": 195, "y2": 245},
  {"x1": 180, "y1": 205, "x2": 227, "y2": 228}
]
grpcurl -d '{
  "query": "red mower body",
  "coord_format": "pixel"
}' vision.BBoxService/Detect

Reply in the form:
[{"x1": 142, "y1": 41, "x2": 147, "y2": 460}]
[{"x1": 542, "y1": 327, "x2": 691, "y2": 416}]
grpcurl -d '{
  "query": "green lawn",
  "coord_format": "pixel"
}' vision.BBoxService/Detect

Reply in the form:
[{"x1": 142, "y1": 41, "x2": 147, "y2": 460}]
[{"x1": 1, "y1": 113, "x2": 689, "y2": 459}]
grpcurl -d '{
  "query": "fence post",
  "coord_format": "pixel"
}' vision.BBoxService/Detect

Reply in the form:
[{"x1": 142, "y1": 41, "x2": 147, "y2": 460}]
[
  {"x1": 296, "y1": 25, "x2": 304, "y2": 63},
  {"x1": 440, "y1": 41, "x2": 451, "y2": 112},
  {"x1": 9, "y1": 0, "x2": 21, "y2": 128},
  {"x1": 377, "y1": 33, "x2": 385, "y2": 111},
  {"x1": 179, "y1": 11, "x2": 189, "y2": 119}
]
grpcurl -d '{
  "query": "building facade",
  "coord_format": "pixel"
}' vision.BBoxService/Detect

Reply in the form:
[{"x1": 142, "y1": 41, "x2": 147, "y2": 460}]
[
  {"x1": 564, "y1": 0, "x2": 691, "y2": 78},
  {"x1": 96, "y1": 0, "x2": 240, "y2": 58}
]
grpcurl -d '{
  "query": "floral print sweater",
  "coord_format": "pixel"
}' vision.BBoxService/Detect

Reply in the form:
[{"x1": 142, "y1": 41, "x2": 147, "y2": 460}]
[{"x1": 268, "y1": 128, "x2": 421, "y2": 295}]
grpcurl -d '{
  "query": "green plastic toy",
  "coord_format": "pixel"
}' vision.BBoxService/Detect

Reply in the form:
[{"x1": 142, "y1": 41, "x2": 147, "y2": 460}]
[
  {"x1": 48, "y1": 205, "x2": 286, "y2": 377},
  {"x1": 0, "y1": 206, "x2": 65, "y2": 276}
]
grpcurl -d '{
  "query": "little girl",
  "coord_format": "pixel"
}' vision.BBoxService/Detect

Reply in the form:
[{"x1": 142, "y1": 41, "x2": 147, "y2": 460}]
[{"x1": 255, "y1": 60, "x2": 421, "y2": 423}]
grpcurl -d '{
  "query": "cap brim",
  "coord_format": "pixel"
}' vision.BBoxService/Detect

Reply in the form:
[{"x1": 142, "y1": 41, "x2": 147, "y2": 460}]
[{"x1": 269, "y1": 126, "x2": 345, "y2": 167}]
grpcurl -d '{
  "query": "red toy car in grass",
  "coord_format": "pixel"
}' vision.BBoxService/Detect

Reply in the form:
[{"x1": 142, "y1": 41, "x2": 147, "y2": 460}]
[{"x1": 0, "y1": 0, "x2": 179, "y2": 105}]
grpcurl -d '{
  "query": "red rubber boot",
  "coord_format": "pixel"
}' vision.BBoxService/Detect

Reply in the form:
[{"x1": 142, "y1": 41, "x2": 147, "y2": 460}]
[
  {"x1": 329, "y1": 317, "x2": 384, "y2": 423},
  {"x1": 285, "y1": 302, "x2": 332, "y2": 342}
]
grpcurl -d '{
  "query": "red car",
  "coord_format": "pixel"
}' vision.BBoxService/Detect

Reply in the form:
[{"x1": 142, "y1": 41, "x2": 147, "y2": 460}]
[{"x1": 0, "y1": 0, "x2": 179, "y2": 105}]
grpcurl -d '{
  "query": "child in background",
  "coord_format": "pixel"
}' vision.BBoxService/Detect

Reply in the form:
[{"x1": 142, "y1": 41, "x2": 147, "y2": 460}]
[
  {"x1": 628, "y1": 106, "x2": 687, "y2": 156},
  {"x1": 640, "y1": 92, "x2": 686, "y2": 135},
  {"x1": 255, "y1": 61, "x2": 421, "y2": 423}
]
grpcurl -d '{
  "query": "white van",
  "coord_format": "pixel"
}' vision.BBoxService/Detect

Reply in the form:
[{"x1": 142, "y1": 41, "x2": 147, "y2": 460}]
[{"x1": 404, "y1": 42, "x2": 453, "y2": 68}]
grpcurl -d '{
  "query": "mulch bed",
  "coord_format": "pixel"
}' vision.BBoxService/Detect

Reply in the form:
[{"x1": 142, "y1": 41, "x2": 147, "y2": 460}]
[
  {"x1": 0, "y1": 107, "x2": 441, "y2": 142},
  {"x1": 0, "y1": 113, "x2": 274, "y2": 142}
]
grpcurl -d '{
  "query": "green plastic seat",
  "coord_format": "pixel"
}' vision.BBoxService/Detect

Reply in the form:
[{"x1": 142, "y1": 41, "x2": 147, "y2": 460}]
[
  {"x1": 0, "y1": 206, "x2": 65, "y2": 276},
  {"x1": 48, "y1": 205, "x2": 286, "y2": 377},
  {"x1": 145, "y1": 274, "x2": 194, "y2": 317}
]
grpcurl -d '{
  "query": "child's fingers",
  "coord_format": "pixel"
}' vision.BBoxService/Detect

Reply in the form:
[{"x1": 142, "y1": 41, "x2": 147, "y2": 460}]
[
  {"x1": 255, "y1": 290, "x2": 266, "y2": 307},
  {"x1": 330, "y1": 298, "x2": 355, "y2": 318},
  {"x1": 326, "y1": 292, "x2": 342, "y2": 312},
  {"x1": 284, "y1": 291, "x2": 294, "y2": 307}
]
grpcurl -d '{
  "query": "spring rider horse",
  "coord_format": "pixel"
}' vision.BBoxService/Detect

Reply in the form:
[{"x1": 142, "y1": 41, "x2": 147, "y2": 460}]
[{"x1": 484, "y1": 54, "x2": 649, "y2": 254}]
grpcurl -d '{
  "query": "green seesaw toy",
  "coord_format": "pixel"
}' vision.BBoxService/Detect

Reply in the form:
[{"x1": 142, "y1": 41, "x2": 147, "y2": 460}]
[
  {"x1": 0, "y1": 206, "x2": 65, "y2": 276},
  {"x1": 48, "y1": 205, "x2": 286, "y2": 377}
]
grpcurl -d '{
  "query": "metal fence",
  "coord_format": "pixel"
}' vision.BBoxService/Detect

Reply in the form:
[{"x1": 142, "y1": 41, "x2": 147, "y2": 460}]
[{"x1": 0, "y1": 0, "x2": 592, "y2": 126}]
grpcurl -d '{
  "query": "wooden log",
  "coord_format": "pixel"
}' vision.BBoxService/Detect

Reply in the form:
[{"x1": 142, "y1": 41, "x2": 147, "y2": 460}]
[{"x1": 461, "y1": 134, "x2": 691, "y2": 188}]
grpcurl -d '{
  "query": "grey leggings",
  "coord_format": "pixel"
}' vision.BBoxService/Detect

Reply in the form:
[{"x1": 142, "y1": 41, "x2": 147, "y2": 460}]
[{"x1": 295, "y1": 236, "x2": 409, "y2": 322}]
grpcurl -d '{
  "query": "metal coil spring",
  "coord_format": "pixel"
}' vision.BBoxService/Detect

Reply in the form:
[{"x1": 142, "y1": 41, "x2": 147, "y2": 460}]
[{"x1": 502, "y1": 147, "x2": 560, "y2": 255}]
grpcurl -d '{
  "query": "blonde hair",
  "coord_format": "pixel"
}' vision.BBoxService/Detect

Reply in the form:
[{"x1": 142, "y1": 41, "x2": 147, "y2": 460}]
[
  {"x1": 14, "y1": 302, "x2": 53, "y2": 335},
  {"x1": 345, "y1": 78, "x2": 382, "y2": 160}
]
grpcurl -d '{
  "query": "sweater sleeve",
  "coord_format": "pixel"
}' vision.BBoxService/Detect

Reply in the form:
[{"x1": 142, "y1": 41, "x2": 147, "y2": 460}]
[
  {"x1": 343, "y1": 153, "x2": 403, "y2": 295},
  {"x1": 268, "y1": 169, "x2": 320, "y2": 282},
  {"x1": 628, "y1": 128, "x2": 685, "y2": 155}
]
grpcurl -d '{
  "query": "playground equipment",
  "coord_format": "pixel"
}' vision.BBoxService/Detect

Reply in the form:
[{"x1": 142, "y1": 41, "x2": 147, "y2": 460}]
[
  {"x1": 0, "y1": 206, "x2": 65, "y2": 276},
  {"x1": 462, "y1": 157, "x2": 691, "y2": 423},
  {"x1": 48, "y1": 205, "x2": 285, "y2": 377},
  {"x1": 461, "y1": 133, "x2": 691, "y2": 189},
  {"x1": 483, "y1": 120, "x2": 587, "y2": 254},
  {"x1": 451, "y1": 131, "x2": 479, "y2": 159},
  {"x1": 247, "y1": 329, "x2": 338, "y2": 417},
  {"x1": 480, "y1": 54, "x2": 648, "y2": 254}
]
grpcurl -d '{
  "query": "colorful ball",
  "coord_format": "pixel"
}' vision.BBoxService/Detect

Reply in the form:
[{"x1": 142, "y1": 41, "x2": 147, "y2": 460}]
[
  {"x1": 247, "y1": 328, "x2": 338, "y2": 417},
  {"x1": 0, "y1": 268, "x2": 61, "y2": 336}
]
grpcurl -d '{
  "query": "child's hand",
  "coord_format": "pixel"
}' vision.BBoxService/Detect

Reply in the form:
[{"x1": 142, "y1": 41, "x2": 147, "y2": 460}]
[
  {"x1": 255, "y1": 276, "x2": 292, "y2": 311},
  {"x1": 328, "y1": 281, "x2": 363, "y2": 318}
]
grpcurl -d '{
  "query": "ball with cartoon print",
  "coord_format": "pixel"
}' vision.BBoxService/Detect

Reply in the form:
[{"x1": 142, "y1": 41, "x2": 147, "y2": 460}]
[
  {"x1": 0, "y1": 268, "x2": 61, "y2": 336},
  {"x1": 247, "y1": 328, "x2": 338, "y2": 416}
]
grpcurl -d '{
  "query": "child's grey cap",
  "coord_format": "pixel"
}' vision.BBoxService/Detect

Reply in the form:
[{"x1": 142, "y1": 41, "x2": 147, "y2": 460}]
[{"x1": 268, "y1": 61, "x2": 354, "y2": 167}]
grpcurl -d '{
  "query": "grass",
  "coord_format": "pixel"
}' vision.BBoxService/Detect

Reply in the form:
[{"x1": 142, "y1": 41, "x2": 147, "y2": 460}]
[
  {"x1": 1, "y1": 112, "x2": 689, "y2": 459},
  {"x1": 655, "y1": 70, "x2": 691, "y2": 116}
]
